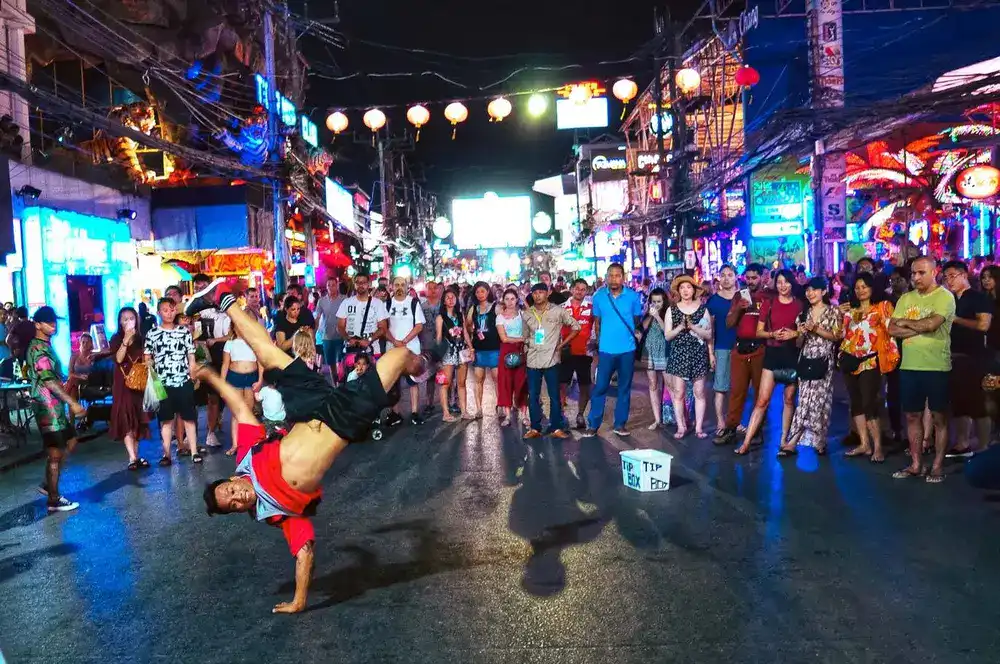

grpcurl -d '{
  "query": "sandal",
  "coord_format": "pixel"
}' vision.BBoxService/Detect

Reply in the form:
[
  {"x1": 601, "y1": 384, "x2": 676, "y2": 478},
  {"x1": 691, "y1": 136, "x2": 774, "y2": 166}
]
[
  {"x1": 892, "y1": 466, "x2": 923, "y2": 479},
  {"x1": 443, "y1": 415, "x2": 459, "y2": 423},
  {"x1": 870, "y1": 452, "x2": 885, "y2": 464},
  {"x1": 734, "y1": 444, "x2": 751, "y2": 456},
  {"x1": 225, "y1": 447, "x2": 237, "y2": 457},
  {"x1": 127, "y1": 460, "x2": 139, "y2": 471},
  {"x1": 695, "y1": 431, "x2": 708, "y2": 439},
  {"x1": 138, "y1": 458, "x2": 150, "y2": 468},
  {"x1": 845, "y1": 447, "x2": 872, "y2": 458},
  {"x1": 647, "y1": 422, "x2": 660, "y2": 431},
  {"x1": 158, "y1": 456, "x2": 172, "y2": 467},
  {"x1": 925, "y1": 471, "x2": 945, "y2": 484},
  {"x1": 673, "y1": 428, "x2": 688, "y2": 440},
  {"x1": 776, "y1": 447, "x2": 797, "y2": 457},
  {"x1": 192, "y1": 454, "x2": 204, "y2": 464}
]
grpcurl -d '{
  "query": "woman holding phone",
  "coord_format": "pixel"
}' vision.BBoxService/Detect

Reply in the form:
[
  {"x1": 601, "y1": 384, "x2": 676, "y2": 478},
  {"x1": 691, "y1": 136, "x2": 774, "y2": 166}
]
[{"x1": 110, "y1": 307, "x2": 150, "y2": 470}]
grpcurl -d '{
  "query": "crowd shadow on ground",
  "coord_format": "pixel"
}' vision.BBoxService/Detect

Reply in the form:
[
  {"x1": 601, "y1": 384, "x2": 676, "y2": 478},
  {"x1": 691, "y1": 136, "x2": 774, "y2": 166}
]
[{"x1": 0, "y1": 543, "x2": 80, "y2": 584}]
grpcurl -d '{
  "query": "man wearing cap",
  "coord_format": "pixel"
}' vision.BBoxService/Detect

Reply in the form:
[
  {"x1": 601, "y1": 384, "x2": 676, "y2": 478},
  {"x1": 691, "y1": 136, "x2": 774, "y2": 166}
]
[
  {"x1": 521, "y1": 282, "x2": 580, "y2": 438},
  {"x1": 27, "y1": 306, "x2": 85, "y2": 512},
  {"x1": 586, "y1": 263, "x2": 644, "y2": 437}
]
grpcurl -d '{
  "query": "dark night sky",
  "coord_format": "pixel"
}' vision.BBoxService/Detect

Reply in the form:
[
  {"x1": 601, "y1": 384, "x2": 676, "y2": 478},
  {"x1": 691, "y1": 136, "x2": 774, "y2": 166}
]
[{"x1": 298, "y1": 0, "x2": 691, "y2": 202}]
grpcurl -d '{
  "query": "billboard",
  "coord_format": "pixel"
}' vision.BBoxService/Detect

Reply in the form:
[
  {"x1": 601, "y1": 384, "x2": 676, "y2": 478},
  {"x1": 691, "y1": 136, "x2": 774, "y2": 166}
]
[
  {"x1": 452, "y1": 193, "x2": 531, "y2": 249},
  {"x1": 325, "y1": 178, "x2": 355, "y2": 229},
  {"x1": 556, "y1": 97, "x2": 609, "y2": 130}
]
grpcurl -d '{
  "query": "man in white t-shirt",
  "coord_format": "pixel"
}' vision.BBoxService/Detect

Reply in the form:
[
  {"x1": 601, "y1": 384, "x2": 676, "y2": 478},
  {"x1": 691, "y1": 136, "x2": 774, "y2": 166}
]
[
  {"x1": 386, "y1": 276, "x2": 426, "y2": 426},
  {"x1": 336, "y1": 273, "x2": 389, "y2": 355}
]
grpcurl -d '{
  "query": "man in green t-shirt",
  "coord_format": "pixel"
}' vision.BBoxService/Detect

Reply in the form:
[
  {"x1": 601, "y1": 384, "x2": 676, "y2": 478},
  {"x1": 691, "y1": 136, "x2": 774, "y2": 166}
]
[{"x1": 888, "y1": 256, "x2": 955, "y2": 483}]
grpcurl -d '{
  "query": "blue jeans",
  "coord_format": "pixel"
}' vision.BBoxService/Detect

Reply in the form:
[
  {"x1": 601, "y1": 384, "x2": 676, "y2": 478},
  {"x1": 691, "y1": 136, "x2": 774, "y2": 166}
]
[
  {"x1": 588, "y1": 351, "x2": 635, "y2": 430},
  {"x1": 527, "y1": 366, "x2": 564, "y2": 432}
]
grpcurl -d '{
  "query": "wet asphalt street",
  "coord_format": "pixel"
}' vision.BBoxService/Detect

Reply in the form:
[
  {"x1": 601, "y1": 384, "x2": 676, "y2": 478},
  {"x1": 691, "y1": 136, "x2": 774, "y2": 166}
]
[{"x1": 0, "y1": 379, "x2": 998, "y2": 664}]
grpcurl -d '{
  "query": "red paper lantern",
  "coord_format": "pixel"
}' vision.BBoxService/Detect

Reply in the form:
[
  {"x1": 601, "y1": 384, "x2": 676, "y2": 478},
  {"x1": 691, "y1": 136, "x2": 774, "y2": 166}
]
[{"x1": 734, "y1": 65, "x2": 760, "y2": 88}]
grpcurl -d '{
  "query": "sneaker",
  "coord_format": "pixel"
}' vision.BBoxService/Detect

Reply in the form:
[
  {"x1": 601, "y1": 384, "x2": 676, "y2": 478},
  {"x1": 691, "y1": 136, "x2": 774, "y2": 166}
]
[
  {"x1": 713, "y1": 428, "x2": 734, "y2": 445},
  {"x1": 612, "y1": 427, "x2": 631, "y2": 437},
  {"x1": 524, "y1": 429, "x2": 542, "y2": 439},
  {"x1": 218, "y1": 293, "x2": 237, "y2": 313},
  {"x1": 582, "y1": 427, "x2": 599, "y2": 437},
  {"x1": 410, "y1": 413, "x2": 425, "y2": 426},
  {"x1": 205, "y1": 432, "x2": 222, "y2": 448},
  {"x1": 945, "y1": 447, "x2": 974, "y2": 459},
  {"x1": 385, "y1": 412, "x2": 404, "y2": 427},
  {"x1": 184, "y1": 278, "x2": 226, "y2": 315},
  {"x1": 47, "y1": 497, "x2": 79, "y2": 513}
]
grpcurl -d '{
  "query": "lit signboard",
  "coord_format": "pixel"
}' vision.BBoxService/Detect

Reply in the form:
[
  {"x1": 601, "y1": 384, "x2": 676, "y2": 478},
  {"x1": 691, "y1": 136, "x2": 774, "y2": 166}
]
[
  {"x1": 325, "y1": 178, "x2": 355, "y2": 228},
  {"x1": 254, "y1": 74, "x2": 269, "y2": 108},
  {"x1": 589, "y1": 146, "x2": 628, "y2": 182},
  {"x1": 556, "y1": 97, "x2": 609, "y2": 130},
  {"x1": 751, "y1": 179, "x2": 804, "y2": 222},
  {"x1": 300, "y1": 116, "x2": 318, "y2": 147},
  {"x1": 634, "y1": 150, "x2": 671, "y2": 174},
  {"x1": 278, "y1": 94, "x2": 297, "y2": 127},
  {"x1": 751, "y1": 221, "x2": 802, "y2": 237},
  {"x1": 452, "y1": 193, "x2": 532, "y2": 249}
]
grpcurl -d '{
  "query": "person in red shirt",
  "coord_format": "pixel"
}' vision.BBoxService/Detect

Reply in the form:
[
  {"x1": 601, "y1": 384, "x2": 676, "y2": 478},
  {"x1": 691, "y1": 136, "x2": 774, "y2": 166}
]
[
  {"x1": 189, "y1": 282, "x2": 429, "y2": 614},
  {"x1": 560, "y1": 279, "x2": 595, "y2": 429},
  {"x1": 718, "y1": 264, "x2": 770, "y2": 444}
]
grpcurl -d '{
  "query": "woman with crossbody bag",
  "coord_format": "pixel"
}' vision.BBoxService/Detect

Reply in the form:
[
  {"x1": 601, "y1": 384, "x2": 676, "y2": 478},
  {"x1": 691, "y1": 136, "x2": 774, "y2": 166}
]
[
  {"x1": 110, "y1": 307, "x2": 150, "y2": 470},
  {"x1": 781, "y1": 277, "x2": 841, "y2": 456},
  {"x1": 437, "y1": 289, "x2": 474, "y2": 422},
  {"x1": 736, "y1": 270, "x2": 803, "y2": 455}
]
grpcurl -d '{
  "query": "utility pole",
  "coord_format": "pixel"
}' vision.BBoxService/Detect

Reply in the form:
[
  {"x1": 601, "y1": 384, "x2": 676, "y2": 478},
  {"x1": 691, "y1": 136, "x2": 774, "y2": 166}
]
[
  {"x1": 263, "y1": 8, "x2": 287, "y2": 292},
  {"x1": 652, "y1": 8, "x2": 668, "y2": 275}
]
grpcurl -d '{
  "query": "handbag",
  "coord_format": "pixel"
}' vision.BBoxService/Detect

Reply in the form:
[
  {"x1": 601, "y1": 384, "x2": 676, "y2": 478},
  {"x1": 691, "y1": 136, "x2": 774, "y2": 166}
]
[
  {"x1": 839, "y1": 352, "x2": 876, "y2": 374},
  {"x1": 772, "y1": 366, "x2": 798, "y2": 385},
  {"x1": 503, "y1": 352, "x2": 523, "y2": 369},
  {"x1": 735, "y1": 339, "x2": 762, "y2": 355},
  {"x1": 797, "y1": 355, "x2": 829, "y2": 381},
  {"x1": 121, "y1": 360, "x2": 148, "y2": 392}
]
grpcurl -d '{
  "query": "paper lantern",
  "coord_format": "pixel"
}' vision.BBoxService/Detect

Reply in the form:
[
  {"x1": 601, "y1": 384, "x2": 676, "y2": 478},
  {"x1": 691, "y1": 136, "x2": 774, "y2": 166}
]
[
  {"x1": 444, "y1": 102, "x2": 468, "y2": 139},
  {"x1": 956, "y1": 165, "x2": 1000, "y2": 200},
  {"x1": 406, "y1": 104, "x2": 430, "y2": 140},
  {"x1": 363, "y1": 108, "x2": 386, "y2": 132},
  {"x1": 325, "y1": 111, "x2": 348, "y2": 134},
  {"x1": 734, "y1": 65, "x2": 760, "y2": 87},
  {"x1": 568, "y1": 85, "x2": 592, "y2": 105},
  {"x1": 675, "y1": 68, "x2": 701, "y2": 94},
  {"x1": 487, "y1": 97, "x2": 512, "y2": 122},
  {"x1": 612, "y1": 79, "x2": 638, "y2": 103}
]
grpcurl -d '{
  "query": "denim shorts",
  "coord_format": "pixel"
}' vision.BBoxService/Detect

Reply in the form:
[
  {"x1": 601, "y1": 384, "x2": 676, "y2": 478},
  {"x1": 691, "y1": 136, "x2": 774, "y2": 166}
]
[{"x1": 474, "y1": 350, "x2": 500, "y2": 368}]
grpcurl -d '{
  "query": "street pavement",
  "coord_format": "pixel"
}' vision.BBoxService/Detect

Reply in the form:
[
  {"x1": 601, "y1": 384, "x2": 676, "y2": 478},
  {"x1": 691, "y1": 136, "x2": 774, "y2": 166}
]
[{"x1": 0, "y1": 376, "x2": 998, "y2": 664}]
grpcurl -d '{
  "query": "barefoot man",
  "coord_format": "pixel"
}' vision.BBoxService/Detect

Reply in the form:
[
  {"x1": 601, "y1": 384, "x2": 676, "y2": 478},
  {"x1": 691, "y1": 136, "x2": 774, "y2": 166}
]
[{"x1": 187, "y1": 283, "x2": 429, "y2": 614}]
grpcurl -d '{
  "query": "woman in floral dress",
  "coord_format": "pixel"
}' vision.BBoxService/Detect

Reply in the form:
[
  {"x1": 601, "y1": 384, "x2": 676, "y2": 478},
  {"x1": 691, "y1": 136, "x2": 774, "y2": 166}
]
[
  {"x1": 840, "y1": 272, "x2": 898, "y2": 462},
  {"x1": 642, "y1": 288, "x2": 670, "y2": 429},
  {"x1": 781, "y1": 277, "x2": 841, "y2": 456}
]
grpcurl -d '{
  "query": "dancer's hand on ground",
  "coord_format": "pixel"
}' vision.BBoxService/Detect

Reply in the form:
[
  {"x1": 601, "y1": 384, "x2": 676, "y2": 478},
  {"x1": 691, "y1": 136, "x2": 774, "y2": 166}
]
[{"x1": 272, "y1": 600, "x2": 305, "y2": 614}]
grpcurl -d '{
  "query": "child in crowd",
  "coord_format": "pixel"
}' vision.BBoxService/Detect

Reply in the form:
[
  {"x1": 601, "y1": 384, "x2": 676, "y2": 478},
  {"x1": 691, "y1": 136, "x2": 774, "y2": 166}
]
[
  {"x1": 346, "y1": 354, "x2": 370, "y2": 383},
  {"x1": 252, "y1": 382, "x2": 287, "y2": 443}
]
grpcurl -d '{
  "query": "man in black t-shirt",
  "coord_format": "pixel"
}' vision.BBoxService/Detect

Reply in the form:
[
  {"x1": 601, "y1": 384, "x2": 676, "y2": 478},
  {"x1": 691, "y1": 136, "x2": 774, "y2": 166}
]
[
  {"x1": 943, "y1": 260, "x2": 993, "y2": 456},
  {"x1": 273, "y1": 284, "x2": 316, "y2": 331}
]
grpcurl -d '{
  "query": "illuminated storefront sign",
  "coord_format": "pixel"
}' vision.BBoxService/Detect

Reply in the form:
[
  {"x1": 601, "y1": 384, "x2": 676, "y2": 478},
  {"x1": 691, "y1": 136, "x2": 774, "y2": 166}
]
[
  {"x1": 635, "y1": 151, "x2": 669, "y2": 174},
  {"x1": 300, "y1": 116, "x2": 318, "y2": 147},
  {"x1": 589, "y1": 146, "x2": 628, "y2": 182},
  {"x1": 751, "y1": 179, "x2": 805, "y2": 238},
  {"x1": 21, "y1": 207, "x2": 135, "y2": 368},
  {"x1": 751, "y1": 220, "x2": 802, "y2": 237},
  {"x1": 956, "y1": 165, "x2": 1000, "y2": 199},
  {"x1": 325, "y1": 178, "x2": 356, "y2": 228}
]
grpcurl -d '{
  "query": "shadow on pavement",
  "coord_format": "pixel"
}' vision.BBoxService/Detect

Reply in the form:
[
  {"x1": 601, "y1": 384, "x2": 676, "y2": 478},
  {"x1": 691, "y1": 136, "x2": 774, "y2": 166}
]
[
  {"x1": 0, "y1": 542, "x2": 81, "y2": 583},
  {"x1": 70, "y1": 469, "x2": 147, "y2": 505},
  {"x1": 0, "y1": 503, "x2": 50, "y2": 534},
  {"x1": 283, "y1": 520, "x2": 500, "y2": 612}
]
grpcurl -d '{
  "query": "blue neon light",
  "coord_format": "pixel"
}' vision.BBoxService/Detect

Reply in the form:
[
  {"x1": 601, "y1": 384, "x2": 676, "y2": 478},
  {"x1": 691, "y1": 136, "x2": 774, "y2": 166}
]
[
  {"x1": 254, "y1": 73, "x2": 269, "y2": 109},
  {"x1": 278, "y1": 94, "x2": 297, "y2": 127},
  {"x1": 300, "y1": 116, "x2": 318, "y2": 147},
  {"x1": 21, "y1": 207, "x2": 135, "y2": 369}
]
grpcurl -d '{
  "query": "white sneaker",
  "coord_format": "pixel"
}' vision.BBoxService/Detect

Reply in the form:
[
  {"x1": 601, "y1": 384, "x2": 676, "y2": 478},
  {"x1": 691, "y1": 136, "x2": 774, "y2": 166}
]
[
  {"x1": 205, "y1": 432, "x2": 221, "y2": 448},
  {"x1": 47, "y1": 497, "x2": 79, "y2": 512},
  {"x1": 184, "y1": 277, "x2": 226, "y2": 315}
]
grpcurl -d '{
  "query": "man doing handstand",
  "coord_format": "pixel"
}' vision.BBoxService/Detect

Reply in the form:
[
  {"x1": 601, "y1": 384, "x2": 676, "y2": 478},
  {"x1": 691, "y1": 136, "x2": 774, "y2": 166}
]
[{"x1": 188, "y1": 284, "x2": 427, "y2": 614}]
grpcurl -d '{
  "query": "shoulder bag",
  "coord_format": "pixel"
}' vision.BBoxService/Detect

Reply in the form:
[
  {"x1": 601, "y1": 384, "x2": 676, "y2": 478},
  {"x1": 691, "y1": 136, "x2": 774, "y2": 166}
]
[
  {"x1": 605, "y1": 291, "x2": 638, "y2": 351},
  {"x1": 343, "y1": 297, "x2": 374, "y2": 358}
]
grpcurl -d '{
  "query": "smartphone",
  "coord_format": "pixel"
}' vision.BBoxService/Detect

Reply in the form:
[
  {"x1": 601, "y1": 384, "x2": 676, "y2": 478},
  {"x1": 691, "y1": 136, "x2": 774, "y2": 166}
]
[{"x1": 739, "y1": 288, "x2": 751, "y2": 303}]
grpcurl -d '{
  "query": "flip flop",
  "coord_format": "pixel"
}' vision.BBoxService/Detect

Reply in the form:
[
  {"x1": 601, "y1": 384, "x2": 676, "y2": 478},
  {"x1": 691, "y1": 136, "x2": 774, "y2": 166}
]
[
  {"x1": 776, "y1": 447, "x2": 798, "y2": 457},
  {"x1": 845, "y1": 447, "x2": 872, "y2": 458},
  {"x1": 695, "y1": 431, "x2": 709, "y2": 439},
  {"x1": 138, "y1": 458, "x2": 150, "y2": 468},
  {"x1": 892, "y1": 467, "x2": 922, "y2": 479},
  {"x1": 925, "y1": 471, "x2": 945, "y2": 483}
]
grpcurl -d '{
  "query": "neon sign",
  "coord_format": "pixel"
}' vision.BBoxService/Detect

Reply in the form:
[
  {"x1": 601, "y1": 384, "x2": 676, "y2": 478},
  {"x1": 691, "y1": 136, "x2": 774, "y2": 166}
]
[
  {"x1": 956, "y1": 165, "x2": 1000, "y2": 200},
  {"x1": 300, "y1": 116, "x2": 318, "y2": 147}
]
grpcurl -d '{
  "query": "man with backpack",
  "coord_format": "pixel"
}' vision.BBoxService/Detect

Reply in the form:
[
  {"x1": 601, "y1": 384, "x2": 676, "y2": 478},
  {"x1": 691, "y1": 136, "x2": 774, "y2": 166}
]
[
  {"x1": 386, "y1": 276, "x2": 427, "y2": 425},
  {"x1": 336, "y1": 273, "x2": 389, "y2": 380}
]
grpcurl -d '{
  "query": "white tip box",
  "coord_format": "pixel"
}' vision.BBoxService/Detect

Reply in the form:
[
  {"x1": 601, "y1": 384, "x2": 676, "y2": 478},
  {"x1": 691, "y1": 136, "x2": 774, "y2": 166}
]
[{"x1": 620, "y1": 449, "x2": 673, "y2": 492}]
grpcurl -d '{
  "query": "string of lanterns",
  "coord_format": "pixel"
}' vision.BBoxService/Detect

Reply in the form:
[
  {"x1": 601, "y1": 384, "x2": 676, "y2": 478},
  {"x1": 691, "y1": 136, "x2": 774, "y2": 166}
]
[{"x1": 324, "y1": 67, "x2": 759, "y2": 140}]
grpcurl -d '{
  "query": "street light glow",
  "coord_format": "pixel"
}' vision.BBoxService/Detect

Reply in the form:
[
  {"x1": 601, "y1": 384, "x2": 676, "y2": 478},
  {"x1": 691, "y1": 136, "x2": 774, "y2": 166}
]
[{"x1": 527, "y1": 94, "x2": 548, "y2": 117}]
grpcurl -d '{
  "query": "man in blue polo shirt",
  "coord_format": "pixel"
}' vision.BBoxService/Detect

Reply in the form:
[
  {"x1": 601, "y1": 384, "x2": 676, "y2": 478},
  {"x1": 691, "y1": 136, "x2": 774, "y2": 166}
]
[{"x1": 585, "y1": 263, "x2": 643, "y2": 436}]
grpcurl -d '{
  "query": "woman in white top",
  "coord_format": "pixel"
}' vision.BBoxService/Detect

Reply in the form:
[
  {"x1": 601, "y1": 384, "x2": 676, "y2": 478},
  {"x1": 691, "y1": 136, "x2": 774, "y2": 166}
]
[
  {"x1": 221, "y1": 327, "x2": 263, "y2": 455},
  {"x1": 495, "y1": 288, "x2": 528, "y2": 427}
]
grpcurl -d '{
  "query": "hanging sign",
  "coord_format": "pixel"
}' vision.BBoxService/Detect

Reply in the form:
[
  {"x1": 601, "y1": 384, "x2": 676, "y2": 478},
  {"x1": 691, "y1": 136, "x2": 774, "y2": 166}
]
[
  {"x1": 956, "y1": 165, "x2": 1000, "y2": 199},
  {"x1": 589, "y1": 147, "x2": 628, "y2": 182}
]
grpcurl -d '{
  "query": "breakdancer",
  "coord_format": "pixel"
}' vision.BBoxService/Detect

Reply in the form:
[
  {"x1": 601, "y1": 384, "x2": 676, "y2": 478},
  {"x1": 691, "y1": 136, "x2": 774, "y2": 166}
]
[{"x1": 188, "y1": 284, "x2": 428, "y2": 614}]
